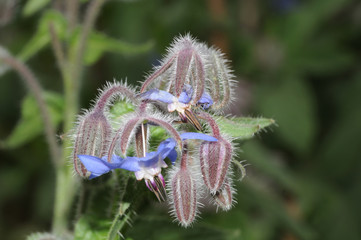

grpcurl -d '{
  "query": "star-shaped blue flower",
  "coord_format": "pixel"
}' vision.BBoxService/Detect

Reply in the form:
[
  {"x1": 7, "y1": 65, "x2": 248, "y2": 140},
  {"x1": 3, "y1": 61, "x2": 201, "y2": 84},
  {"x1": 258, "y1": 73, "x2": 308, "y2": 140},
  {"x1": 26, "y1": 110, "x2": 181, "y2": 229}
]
[
  {"x1": 140, "y1": 84, "x2": 213, "y2": 111},
  {"x1": 78, "y1": 132, "x2": 217, "y2": 180},
  {"x1": 140, "y1": 85, "x2": 213, "y2": 130}
]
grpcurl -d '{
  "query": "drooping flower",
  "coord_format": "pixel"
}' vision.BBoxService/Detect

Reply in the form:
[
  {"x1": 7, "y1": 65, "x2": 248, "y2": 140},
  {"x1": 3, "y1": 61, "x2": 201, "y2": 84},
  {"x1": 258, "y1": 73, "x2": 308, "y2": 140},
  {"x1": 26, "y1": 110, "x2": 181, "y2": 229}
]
[
  {"x1": 140, "y1": 85, "x2": 213, "y2": 130},
  {"x1": 78, "y1": 132, "x2": 217, "y2": 201}
]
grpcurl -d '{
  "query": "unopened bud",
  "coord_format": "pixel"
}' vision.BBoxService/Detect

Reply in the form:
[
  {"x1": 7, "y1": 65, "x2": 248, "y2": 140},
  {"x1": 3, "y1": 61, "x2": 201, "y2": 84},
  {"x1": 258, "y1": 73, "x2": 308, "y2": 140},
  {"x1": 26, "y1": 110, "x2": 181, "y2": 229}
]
[
  {"x1": 199, "y1": 137, "x2": 232, "y2": 194},
  {"x1": 205, "y1": 47, "x2": 235, "y2": 110},
  {"x1": 72, "y1": 110, "x2": 112, "y2": 177},
  {"x1": 212, "y1": 177, "x2": 235, "y2": 211},
  {"x1": 170, "y1": 167, "x2": 198, "y2": 227}
]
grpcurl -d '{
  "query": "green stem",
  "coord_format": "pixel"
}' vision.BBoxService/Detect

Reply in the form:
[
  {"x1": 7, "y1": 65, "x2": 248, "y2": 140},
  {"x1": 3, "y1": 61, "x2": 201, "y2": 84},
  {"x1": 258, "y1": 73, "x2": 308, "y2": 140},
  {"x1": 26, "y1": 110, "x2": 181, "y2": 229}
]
[
  {"x1": 52, "y1": 163, "x2": 79, "y2": 234},
  {"x1": 52, "y1": 72, "x2": 80, "y2": 235},
  {"x1": 108, "y1": 202, "x2": 132, "y2": 240},
  {"x1": 52, "y1": 0, "x2": 107, "y2": 235}
]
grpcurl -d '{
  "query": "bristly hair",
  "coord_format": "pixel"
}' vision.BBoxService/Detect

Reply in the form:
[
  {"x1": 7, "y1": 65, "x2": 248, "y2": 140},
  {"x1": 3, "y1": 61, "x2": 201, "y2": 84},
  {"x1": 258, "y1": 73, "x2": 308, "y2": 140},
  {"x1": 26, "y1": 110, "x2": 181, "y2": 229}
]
[
  {"x1": 166, "y1": 154, "x2": 204, "y2": 228},
  {"x1": 92, "y1": 79, "x2": 139, "y2": 113},
  {"x1": 210, "y1": 169, "x2": 237, "y2": 212},
  {"x1": 205, "y1": 47, "x2": 237, "y2": 113}
]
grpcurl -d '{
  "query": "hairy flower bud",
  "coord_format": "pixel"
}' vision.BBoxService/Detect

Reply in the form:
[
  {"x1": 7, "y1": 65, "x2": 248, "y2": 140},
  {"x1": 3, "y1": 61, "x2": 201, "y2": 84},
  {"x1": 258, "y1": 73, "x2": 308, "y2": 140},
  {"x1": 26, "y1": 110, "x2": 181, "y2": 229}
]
[
  {"x1": 205, "y1": 47, "x2": 236, "y2": 111},
  {"x1": 212, "y1": 177, "x2": 235, "y2": 211},
  {"x1": 170, "y1": 168, "x2": 198, "y2": 227},
  {"x1": 199, "y1": 137, "x2": 232, "y2": 194},
  {"x1": 169, "y1": 145, "x2": 199, "y2": 227},
  {"x1": 72, "y1": 110, "x2": 112, "y2": 177},
  {"x1": 140, "y1": 34, "x2": 206, "y2": 105}
]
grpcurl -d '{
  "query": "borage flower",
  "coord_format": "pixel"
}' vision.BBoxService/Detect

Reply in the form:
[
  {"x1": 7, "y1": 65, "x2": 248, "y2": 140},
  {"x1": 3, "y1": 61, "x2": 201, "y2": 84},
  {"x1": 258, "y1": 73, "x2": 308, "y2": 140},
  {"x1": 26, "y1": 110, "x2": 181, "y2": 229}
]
[
  {"x1": 78, "y1": 132, "x2": 217, "y2": 201},
  {"x1": 140, "y1": 85, "x2": 213, "y2": 131}
]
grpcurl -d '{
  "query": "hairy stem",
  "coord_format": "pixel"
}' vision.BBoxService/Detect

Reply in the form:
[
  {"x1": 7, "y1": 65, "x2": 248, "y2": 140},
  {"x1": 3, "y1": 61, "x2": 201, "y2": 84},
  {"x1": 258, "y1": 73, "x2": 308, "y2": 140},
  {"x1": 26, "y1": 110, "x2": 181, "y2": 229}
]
[
  {"x1": 198, "y1": 111, "x2": 221, "y2": 138},
  {"x1": 180, "y1": 142, "x2": 188, "y2": 170},
  {"x1": 140, "y1": 55, "x2": 176, "y2": 93},
  {"x1": 53, "y1": 0, "x2": 107, "y2": 234},
  {"x1": 93, "y1": 84, "x2": 138, "y2": 113},
  {"x1": 66, "y1": 0, "x2": 79, "y2": 31},
  {"x1": 0, "y1": 50, "x2": 61, "y2": 166},
  {"x1": 72, "y1": 0, "x2": 106, "y2": 80},
  {"x1": 49, "y1": 23, "x2": 65, "y2": 71}
]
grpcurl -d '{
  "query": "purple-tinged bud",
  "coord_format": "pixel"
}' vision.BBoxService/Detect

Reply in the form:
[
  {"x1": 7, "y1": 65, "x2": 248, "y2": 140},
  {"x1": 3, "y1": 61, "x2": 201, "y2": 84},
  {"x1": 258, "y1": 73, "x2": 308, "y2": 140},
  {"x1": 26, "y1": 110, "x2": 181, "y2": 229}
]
[
  {"x1": 199, "y1": 138, "x2": 232, "y2": 194},
  {"x1": 72, "y1": 110, "x2": 112, "y2": 177},
  {"x1": 170, "y1": 168, "x2": 198, "y2": 227},
  {"x1": 169, "y1": 145, "x2": 199, "y2": 227},
  {"x1": 198, "y1": 111, "x2": 233, "y2": 194},
  {"x1": 174, "y1": 44, "x2": 193, "y2": 97},
  {"x1": 140, "y1": 34, "x2": 206, "y2": 105},
  {"x1": 212, "y1": 177, "x2": 235, "y2": 211},
  {"x1": 204, "y1": 47, "x2": 236, "y2": 111}
]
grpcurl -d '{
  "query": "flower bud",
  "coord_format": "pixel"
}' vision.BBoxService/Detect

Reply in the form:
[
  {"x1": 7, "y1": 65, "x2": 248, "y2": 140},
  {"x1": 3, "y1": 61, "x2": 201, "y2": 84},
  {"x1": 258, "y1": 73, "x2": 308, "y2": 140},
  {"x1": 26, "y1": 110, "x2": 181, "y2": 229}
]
[
  {"x1": 205, "y1": 47, "x2": 235, "y2": 110},
  {"x1": 199, "y1": 137, "x2": 232, "y2": 194},
  {"x1": 170, "y1": 167, "x2": 198, "y2": 227},
  {"x1": 140, "y1": 34, "x2": 206, "y2": 105},
  {"x1": 212, "y1": 177, "x2": 235, "y2": 211},
  {"x1": 72, "y1": 110, "x2": 112, "y2": 177}
]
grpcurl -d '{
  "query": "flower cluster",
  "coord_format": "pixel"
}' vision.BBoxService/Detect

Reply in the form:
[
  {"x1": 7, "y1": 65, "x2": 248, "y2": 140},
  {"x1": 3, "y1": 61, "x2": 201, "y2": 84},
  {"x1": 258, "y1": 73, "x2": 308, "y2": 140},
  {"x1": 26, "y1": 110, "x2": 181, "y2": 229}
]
[{"x1": 72, "y1": 35, "x2": 239, "y2": 227}]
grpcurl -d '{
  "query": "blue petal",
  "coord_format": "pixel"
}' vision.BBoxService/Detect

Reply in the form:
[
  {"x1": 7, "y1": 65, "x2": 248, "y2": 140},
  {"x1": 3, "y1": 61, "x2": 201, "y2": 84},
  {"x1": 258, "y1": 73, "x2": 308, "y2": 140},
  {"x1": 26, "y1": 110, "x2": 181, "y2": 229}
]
[
  {"x1": 180, "y1": 132, "x2": 218, "y2": 142},
  {"x1": 178, "y1": 91, "x2": 191, "y2": 104},
  {"x1": 140, "y1": 89, "x2": 175, "y2": 104},
  {"x1": 197, "y1": 92, "x2": 213, "y2": 109},
  {"x1": 107, "y1": 154, "x2": 123, "y2": 164},
  {"x1": 78, "y1": 155, "x2": 115, "y2": 176},
  {"x1": 178, "y1": 84, "x2": 193, "y2": 104},
  {"x1": 116, "y1": 156, "x2": 141, "y2": 171},
  {"x1": 120, "y1": 138, "x2": 177, "y2": 169},
  {"x1": 167, "y1": 148, "x2": 178, "y2": 164}
]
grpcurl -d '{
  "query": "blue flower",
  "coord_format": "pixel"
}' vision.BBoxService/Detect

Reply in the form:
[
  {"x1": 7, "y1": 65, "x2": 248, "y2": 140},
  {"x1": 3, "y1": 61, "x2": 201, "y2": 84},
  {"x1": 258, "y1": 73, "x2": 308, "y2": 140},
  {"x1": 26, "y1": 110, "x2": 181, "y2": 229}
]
[
  {"x1": 78, "y1": 132, "x2": 217, "y2": 183},
  {"x1": 140, "y1": 84, "x2": 213, "y2": 111},
  {"x1": 140, "y1": 85, "x2": 213, "y2": 130}
]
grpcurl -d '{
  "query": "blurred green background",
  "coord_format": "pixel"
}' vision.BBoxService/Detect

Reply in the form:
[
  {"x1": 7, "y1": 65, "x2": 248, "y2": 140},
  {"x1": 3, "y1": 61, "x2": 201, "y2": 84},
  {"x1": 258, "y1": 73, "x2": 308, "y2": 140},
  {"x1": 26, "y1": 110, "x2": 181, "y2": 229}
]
[{"x1": 1, "y1": 0, "x2": 361, "y2": 239}]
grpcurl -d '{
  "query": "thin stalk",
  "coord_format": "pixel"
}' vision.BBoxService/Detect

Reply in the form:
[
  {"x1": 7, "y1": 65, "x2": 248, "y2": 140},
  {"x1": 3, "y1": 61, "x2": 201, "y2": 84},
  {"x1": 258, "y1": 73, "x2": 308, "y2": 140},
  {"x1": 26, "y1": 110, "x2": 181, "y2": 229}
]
[
  {"x1": 66, "y1": 0, "x2": 79, "y2": 31},
  {"x1": 198, "y1": 111, "x2": 220, "y2": 138},
  {"x1": 107, "y1": 202, "x2": 132, "y2": 240},
  {"x1": 49, "y1": 23, "x2": 65, "y2": 71},
  {"x1": 53, "y1": 0, "x2": 107, "y2": 234},
  {"x1": 180, "y1": 142, "x2": 188, "y2": 170},
  {"x1": 0, "y1": 50, "x2": 61, "y2": 166},
  {"x1": 72, "y1": 0, "x2": 106, "y2": 80}
]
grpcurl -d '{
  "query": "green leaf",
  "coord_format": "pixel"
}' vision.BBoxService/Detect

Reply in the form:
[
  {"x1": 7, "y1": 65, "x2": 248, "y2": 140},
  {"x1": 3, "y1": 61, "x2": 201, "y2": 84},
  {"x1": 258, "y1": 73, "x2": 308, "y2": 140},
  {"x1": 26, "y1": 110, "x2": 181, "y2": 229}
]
[
  {"x1": 1, "y1": 91, "x2": 64, "y2": 149},
  {"x1": 23, "y1": 0, "x2": 51, "y2": 17},
  {"x1": 74, "y1": 216, "x2": 110, "y2": 240},
  {"x1": 18, "y1": 10, "x2": 67, "y2": 61},
  {"x1": 216, "y1": 116, "x2": 275, "y2": 140},
  {"x1": 70, "y1": 30, "x2": 154, "y2": 65}
]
